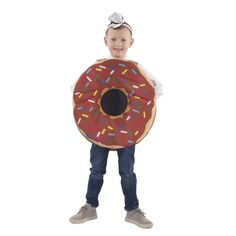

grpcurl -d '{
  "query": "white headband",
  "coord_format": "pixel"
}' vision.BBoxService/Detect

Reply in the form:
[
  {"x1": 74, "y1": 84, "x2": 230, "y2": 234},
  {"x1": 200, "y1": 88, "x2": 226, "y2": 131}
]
[{"x1": 107, "y1": 12, "x2": 132, "y2": 33}]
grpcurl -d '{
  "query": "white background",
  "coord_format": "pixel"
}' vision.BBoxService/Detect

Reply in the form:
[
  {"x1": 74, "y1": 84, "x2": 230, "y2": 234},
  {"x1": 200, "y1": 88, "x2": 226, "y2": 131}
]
[{"x1": 0, "y1": 0, "x2": 236, "y2": 235}]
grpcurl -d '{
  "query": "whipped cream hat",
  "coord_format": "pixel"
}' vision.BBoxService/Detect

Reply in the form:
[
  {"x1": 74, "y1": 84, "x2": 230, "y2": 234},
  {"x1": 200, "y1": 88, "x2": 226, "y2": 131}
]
[{"x1": 106, "y1": 12, "x2": 132, "y2": 33}]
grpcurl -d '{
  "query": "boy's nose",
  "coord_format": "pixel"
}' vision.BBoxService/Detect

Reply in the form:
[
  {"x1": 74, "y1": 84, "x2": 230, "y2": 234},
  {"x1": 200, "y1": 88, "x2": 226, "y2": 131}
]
[{"x1": 115, "y1": 41, "x2": 122, "y2": 46}]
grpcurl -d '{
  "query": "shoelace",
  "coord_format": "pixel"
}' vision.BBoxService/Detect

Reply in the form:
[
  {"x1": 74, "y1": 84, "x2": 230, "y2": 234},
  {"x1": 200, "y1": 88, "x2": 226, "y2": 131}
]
[
  {"x1": 136, "y1": 208, "x2": 146, "y2": 217},
  {"x1": 78, "y1": 205, "x2": 88, "y2": 214}
]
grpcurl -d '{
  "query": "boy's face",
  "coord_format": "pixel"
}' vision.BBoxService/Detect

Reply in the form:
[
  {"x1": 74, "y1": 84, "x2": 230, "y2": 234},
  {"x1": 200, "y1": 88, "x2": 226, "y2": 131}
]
[{"x1": 104, "y1": 28, "x2": 134, "y2": 59}]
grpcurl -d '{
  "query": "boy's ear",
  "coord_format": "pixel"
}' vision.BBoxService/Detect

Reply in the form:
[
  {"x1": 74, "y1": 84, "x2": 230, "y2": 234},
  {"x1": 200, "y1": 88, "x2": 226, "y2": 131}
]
[
  {"x1": 129, "y1": 38, "x2": 134, "y2": 47},
  {"x1": 104, "y1": 37, "x2": 108, "y2": 46}
]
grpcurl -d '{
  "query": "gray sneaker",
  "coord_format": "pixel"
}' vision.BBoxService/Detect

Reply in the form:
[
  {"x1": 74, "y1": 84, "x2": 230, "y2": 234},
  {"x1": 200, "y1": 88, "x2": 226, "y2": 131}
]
[
  {"x1": 69, "y1": 203, "x2": 97, "y2": 224},
  {"x1": 125, "y1": 208, "x2": 153, "y2": 229}
]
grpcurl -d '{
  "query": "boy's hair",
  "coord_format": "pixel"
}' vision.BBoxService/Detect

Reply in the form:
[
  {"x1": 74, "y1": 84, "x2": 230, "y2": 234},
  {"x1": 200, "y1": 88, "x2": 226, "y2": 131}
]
[{"x1": 105, "y1": 23, "x2": 133, "y2": 36}]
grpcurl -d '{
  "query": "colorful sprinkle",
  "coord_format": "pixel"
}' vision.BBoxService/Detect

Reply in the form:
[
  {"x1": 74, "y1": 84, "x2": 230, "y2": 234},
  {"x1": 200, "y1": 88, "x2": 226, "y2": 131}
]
[
  {"x1": 79, "y1": 93, "x2": 83, "y2": 98},
  {"x1": 86, "y1": 76, "x2": 92, "y2": 82},
  {"x1": 77, "y1": 106, "x2": 83, "y2": 111},
  {"x1": 132, "y1": 85, "x2": 139, "y2": 89},
  {"x1": 99, "y1": 65, "x2": 106, "y2": 69},
  {"x1": 105, "y1": 77, "x2": 111, "y2": 83},
  {"x1": 96, "y1": 131, "x2": 101, "y2": 137},
  {"x1": 143, "y1": 111, "x2": 146, "y2": 118},
  {"x1": 88, "y1": 99, "x2": 95, "y2": 103},
  {"x1": 108, "y1": 133, "x2": 115, "y2": 136},
  {"x1": 147, "y1": 101, "x2": 151, "y2": 105},
  {"x1": 102, "y1": 128, "x2": 106, "y2": 135},
  {"x1": 85, "y1": 82, "x2": 90, "y2": 87},
  {"x1": 74, "y1": 92, "x2": 80, "y2": 95},
  {"x1": 134, "y1": 131, "x2": 139, "y2": 136},
  {"x1": 96, "y1": 68, "x2": 102, "y2": 71},
  {"x1": 82, "y1": 114, "x2": 89, "y2": 118},
  {"x1": 93, "y1": 90, "x2": 98, "y2": 96},
  {"x1": 110, "y1": 70, "x2": 115, "y2": 75},
  {"x1": 126, "y1": 115, "x2": 131, "y2": 121},
  {"x1": 119, "y1": 63, "x2": 126, "y2": 67},
  {"x1": 89, "y1": 107, "x2": 93, "y2": 112},
  {"x1": 134, "y1": 96, "x2": 140, "y2": 99},
  {"x1": 77, "y1": 118, "x2": 81, "y2": 124},
  {"x1": 128, "y1": 140, "x2": 134, "y2": 144},
  {"x1": 121, "y1": 69, "x2": 128, "y2": 75},
  {"x1": 131, "y1": 69, "x2": 137, "y2": 75},
  {"x1": 107, "y1": 125, "x2": 114, "y2": 130},
  {"x1": 132, "y1": 109, "x2": 140, "y2": 113},
  {"x1": 120, "y1": 130, "x2": 128, "y2": 134},
  {"x1": 140, "y1": 83, "x2": 146, "y2": 87}
]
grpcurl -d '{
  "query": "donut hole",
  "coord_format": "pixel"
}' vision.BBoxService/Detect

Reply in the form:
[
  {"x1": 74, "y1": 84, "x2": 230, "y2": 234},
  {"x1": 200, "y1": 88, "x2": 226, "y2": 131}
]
[{"x1": 101, "y1": 89, "x2": 128, "y2": 116}]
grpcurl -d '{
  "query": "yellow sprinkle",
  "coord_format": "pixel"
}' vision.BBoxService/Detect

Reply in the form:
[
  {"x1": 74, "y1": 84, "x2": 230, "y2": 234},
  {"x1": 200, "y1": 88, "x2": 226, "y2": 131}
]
[
  {"x1": 93, "y1": 90, "x2": 98, "y2": 96},
  {"x1": 82, "y1": 114, "x2": 89, "y2": 118},
  {"x1": 143, "y1": 111, "x2": 146, "y2": 118},
  {"x1": 96, "y1": 68, "x2": 102, "y2": 71},
  {"x1": 134, "y1": 130, "x2": 139, "y2": 136},
  {"x1": 121, "y1": 69, "x2": 128, "y2": 75},
  {"x1": 134, "y1": 96, "x2": 140, "y2": 99},
  {"x1": 79, "y1": 93, "x2": 83, "y2": 98},
  {"x1": 140, "y1": 84, "x2": 146, "y2": 87},
  {"x1": 107, "y1": 125, "x2": 113, "y2": 130},
  {"x1": 102, "y1": 128, "x2": 106, "y2": 135}
]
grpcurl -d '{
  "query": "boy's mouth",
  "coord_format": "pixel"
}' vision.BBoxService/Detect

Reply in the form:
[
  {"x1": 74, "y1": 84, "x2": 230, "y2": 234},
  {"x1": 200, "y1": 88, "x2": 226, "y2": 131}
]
[{"x1": 114, "y1": 48, "x2": 123, "y2": 52}]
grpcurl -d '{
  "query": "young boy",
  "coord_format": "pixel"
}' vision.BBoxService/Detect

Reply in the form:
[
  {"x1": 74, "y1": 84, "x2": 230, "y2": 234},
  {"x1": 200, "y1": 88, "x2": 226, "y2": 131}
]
[{"x1": 70, "y1": 12, "x2": 162, "y2": 229}]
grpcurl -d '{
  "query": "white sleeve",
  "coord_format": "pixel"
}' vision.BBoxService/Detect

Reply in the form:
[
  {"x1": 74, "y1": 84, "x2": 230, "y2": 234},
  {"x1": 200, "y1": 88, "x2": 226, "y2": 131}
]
[{"x1": 138, "y1": 64, "x2": 163, "y2": 98}]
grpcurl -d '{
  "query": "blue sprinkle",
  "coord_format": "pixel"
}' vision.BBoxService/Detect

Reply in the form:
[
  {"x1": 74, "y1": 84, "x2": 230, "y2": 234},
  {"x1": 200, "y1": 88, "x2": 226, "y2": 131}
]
[
  {"x1": 131, "y1": 69, "x2": 137, "y2": 75},
  {"x1": 119, "y1": 63, "x2": 126, "y2": 67},
  {"x1": 105, "y1": 77, "x2": 111, "y2": 83},
  {"x1": 132, "y1": 109, "x2": 140, "y2": 113}
]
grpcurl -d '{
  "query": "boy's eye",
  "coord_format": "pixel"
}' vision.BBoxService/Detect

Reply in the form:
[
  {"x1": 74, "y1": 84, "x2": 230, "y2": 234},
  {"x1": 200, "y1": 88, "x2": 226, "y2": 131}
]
[
  {"x1": 122, "y1": 39, "x2": 126, "y2": 42},
  {"x1": 111, "y1": 38, "x2": 116, "y2": 41}
]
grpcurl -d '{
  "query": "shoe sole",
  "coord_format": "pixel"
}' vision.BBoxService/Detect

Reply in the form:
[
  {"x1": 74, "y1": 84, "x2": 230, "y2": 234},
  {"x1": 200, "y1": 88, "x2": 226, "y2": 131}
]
[
  {"x1": 125, "y1": 218, "x2": 153, "y2": 229},
  {"x1": 69, "y1": 215, "x2": 97, "y2": 224}
]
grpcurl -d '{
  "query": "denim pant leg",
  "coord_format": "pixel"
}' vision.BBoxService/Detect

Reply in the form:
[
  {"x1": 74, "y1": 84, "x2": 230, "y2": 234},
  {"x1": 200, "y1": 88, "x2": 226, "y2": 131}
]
[
  {"x1": 117, "y1": 145, "x2": 139, "y2": 211},
  {"x1": 86, "y1": 144, "x2": 109, "y2": 207}
]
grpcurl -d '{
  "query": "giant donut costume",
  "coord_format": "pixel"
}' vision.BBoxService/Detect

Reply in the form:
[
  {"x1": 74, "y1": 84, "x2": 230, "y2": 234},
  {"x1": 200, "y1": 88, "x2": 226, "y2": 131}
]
[{"x1": 73, "y1": 59, "x2": 156, "y2": 149}]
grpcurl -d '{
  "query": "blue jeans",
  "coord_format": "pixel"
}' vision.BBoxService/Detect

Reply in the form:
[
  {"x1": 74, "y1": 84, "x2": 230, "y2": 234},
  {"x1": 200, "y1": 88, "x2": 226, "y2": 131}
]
[{"x1": 86, "y1": 144, "x2": 139, "y2": 211}]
